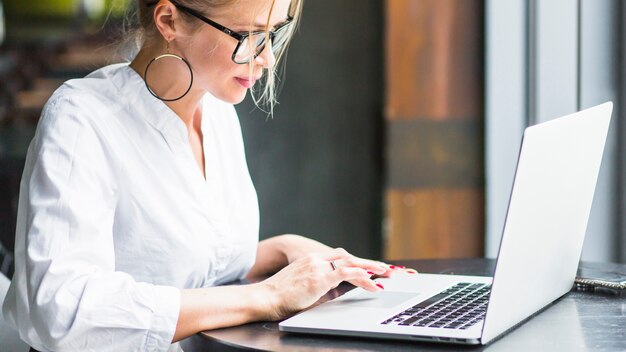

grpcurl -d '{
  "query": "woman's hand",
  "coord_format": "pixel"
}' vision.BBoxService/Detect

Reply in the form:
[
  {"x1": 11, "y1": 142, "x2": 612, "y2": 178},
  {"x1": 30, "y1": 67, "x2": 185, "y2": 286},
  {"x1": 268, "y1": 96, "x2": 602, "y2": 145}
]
[
  {"x1": 256, "y1": 247, "x2": 392, "y2": 321},
  {"x1": 277, "y1": 234, "x2": 402, "y2": 278},
  {"x1": 278, "y1": 234, "x2": 337, "y2": 263},
  {"x1": 246, "y1": 234, "x2": 405, "y2": 281},
  {"x1": 278, "y1": 235, "x2": 394, "y2": 277}
]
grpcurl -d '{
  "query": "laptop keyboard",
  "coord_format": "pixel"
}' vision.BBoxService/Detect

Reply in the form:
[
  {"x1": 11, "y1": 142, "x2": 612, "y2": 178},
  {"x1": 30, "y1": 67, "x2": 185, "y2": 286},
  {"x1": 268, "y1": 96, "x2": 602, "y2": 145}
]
[{"x1": 380, "y1": 282, "x2": 491, "y2": 330}]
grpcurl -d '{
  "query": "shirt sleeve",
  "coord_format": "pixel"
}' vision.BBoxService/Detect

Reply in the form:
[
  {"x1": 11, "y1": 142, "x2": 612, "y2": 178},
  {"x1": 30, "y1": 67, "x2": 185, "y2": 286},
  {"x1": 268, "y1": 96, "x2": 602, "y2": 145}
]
[{"x1": 14, "y1": 92, "x2": 181, "y2": 351}]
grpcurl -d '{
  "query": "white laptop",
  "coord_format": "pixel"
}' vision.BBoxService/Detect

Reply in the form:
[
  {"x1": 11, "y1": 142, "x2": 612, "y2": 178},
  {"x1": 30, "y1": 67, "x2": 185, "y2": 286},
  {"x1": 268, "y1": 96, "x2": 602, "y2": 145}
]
[{"x1": 279, "y1": 102, "x2": 613, "y2": 345}]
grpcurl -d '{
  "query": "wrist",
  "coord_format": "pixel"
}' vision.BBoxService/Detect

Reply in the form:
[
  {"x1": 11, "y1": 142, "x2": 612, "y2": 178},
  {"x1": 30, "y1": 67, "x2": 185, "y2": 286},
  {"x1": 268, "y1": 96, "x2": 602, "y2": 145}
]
[
  {"x1": 278, "y1": 234, "x2": 332, "y2": 263},
  {"x1": 248, "y1": 281, "x2": 280, "y2": 321},
  {"x1": 276, "y1": 234, "x2": 303, "y2": 262}
]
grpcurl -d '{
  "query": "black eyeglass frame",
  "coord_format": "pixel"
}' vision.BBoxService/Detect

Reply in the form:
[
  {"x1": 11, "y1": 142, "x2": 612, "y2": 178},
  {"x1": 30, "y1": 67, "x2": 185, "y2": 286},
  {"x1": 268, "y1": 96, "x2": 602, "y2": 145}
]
[{"x1": 146, "y1": 0, "x2": 294, "y2": 64}]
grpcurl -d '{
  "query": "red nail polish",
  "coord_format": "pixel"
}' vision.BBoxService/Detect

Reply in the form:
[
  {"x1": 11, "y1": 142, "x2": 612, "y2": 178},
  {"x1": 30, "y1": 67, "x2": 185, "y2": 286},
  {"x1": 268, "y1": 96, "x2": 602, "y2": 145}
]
[
  {"x1": 396, "y1": 265, "x2": 406, "y2": 269},
  {"x1": 367, "y1": 270, "x2": 375, "y2": 275},
  {"x1": 407, "y1": 271, "x2": 416, "y2": 274},
  {"x1": 376, "y1": 283, "x2": 385, "y2": 290},
  {"x1": 390, "y1": 265, "x2": 405, "y2": 269}
]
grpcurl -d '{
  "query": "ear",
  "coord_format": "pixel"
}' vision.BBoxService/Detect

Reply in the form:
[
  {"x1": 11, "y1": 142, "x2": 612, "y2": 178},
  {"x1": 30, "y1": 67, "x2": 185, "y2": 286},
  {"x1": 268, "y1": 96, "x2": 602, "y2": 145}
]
[{"x1": 153, "y1": 2, "x2": 179, "y2": 42}]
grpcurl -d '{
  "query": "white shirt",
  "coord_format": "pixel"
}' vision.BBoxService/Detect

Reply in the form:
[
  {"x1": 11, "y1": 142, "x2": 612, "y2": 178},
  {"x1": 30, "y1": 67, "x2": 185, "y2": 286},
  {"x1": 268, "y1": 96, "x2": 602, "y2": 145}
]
[{"x1": 2, "y1": 63, "x2": 260, "y2": 351}]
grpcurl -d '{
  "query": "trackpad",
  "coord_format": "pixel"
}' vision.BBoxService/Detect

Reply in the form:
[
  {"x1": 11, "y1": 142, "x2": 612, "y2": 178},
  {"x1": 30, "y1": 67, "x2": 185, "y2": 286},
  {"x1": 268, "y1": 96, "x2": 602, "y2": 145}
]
[{"x1": 329, "y1": 291, "x2": 416, "y2": 309}]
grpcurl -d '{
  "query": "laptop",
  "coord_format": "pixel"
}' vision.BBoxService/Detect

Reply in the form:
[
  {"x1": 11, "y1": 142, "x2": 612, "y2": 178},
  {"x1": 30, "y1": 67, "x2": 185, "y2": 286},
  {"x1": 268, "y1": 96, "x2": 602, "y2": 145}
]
[{"x1": 279, "y1": 101, "x2": 613, "y2": 345}]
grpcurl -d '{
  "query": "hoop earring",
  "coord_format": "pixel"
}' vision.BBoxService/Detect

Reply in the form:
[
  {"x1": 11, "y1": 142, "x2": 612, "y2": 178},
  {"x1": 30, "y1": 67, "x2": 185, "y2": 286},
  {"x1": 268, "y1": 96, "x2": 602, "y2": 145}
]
[{"x1": 143, "y1": 42, "x2": 194, "y2": 102}]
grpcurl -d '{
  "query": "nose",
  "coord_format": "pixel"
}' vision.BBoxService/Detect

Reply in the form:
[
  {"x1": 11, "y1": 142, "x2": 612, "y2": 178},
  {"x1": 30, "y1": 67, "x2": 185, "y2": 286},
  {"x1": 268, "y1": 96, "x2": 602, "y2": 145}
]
[{"x1": 255, "y1": 41, "x2": 276, "y2": 69}]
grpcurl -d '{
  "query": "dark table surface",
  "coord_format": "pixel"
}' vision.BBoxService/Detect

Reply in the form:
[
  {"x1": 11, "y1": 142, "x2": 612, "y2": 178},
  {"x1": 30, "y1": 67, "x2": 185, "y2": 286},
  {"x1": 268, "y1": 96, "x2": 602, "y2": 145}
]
[{"x1": 191, "y1": 258, "x2": 626, "y2": 352}]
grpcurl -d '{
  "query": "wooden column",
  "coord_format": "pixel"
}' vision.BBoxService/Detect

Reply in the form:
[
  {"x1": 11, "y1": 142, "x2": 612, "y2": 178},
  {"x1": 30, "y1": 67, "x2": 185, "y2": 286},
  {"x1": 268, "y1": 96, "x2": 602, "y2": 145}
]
[{"x1": 384, "y1": 0, "x2": 484, "y2": 260}]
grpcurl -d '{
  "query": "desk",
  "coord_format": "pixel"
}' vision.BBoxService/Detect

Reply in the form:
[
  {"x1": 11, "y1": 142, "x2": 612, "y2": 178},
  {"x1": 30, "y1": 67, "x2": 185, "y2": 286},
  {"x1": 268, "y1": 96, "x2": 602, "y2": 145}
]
[{"x1": 190, "y1": 258, "x2": 626, "y2": 352}]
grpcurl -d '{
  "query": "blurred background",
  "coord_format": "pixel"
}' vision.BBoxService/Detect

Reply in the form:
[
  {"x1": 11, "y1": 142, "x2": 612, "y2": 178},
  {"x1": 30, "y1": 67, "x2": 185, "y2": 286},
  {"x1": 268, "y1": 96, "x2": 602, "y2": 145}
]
[{"x1": 0, "y1": 0, "x2": 624, "y2": 280}]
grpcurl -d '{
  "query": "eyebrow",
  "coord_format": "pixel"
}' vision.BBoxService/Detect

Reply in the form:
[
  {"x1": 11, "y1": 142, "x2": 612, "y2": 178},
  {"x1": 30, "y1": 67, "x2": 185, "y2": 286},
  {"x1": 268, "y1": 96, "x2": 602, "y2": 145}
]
[{"x1": 233, "y1": 18, "x2": 291, "y2": 31}]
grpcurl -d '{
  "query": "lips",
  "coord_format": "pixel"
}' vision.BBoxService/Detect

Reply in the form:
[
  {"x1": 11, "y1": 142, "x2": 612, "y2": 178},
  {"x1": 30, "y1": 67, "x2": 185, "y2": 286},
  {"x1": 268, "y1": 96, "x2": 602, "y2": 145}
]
[{"x1": 235, "y1": 76, "x2": 261, "y2": 89}]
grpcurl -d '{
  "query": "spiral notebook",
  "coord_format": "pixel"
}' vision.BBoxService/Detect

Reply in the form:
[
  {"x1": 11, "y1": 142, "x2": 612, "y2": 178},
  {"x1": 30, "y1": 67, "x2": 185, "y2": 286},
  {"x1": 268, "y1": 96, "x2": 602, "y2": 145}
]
[{"x1": 575, "y1": 264, "x2": 626, "y2": 291}]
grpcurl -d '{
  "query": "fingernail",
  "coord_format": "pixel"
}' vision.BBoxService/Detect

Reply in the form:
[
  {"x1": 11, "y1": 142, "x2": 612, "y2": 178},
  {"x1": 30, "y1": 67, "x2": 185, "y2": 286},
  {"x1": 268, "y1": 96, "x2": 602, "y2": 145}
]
[
  {"x1": 389, "y1": 265, "x2": 405, "y2": 269},
  {"x1": 405, "y1": 268, "x2": 418, "y2": 274},
  {"x1": 376, "y1": 283, "x2": 385, "y2": 290},
  {"x1": 367, "y1": 270, "x2": 375, "y2": 275}
]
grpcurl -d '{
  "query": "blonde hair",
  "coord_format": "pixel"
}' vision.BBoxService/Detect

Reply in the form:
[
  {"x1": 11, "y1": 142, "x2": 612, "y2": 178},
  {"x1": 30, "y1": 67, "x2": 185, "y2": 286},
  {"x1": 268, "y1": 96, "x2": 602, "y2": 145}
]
[{"x1": 133, "y1": 0, "x2": 303, "y2": 115}]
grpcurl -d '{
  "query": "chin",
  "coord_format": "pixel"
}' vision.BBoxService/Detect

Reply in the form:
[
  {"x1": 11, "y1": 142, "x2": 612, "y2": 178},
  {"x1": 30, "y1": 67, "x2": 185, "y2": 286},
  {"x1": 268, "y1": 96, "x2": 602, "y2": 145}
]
[
  {"x1": 232, "y1": 90, "x2": 248, "y2": 104},
  {"x1": 210, "y1": 87, "x2": 248, "y2": 105}
]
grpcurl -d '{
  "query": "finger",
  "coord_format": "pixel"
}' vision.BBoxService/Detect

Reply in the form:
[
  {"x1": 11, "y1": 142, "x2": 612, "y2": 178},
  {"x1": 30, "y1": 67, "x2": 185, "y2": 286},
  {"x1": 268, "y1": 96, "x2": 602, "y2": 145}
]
[
  {"x1": 345, "y1": 276, "x2": 385, "y2": 292},
  {"x1": 334, "y1": 257, "x2": 389, "y2": 276},
  {"x1": 354, "y1": 259, "x2": 410, "y2": 276},
  {"x1": 371, "y1": 261, "x2": 418, "y2": 277},
  {"x1": 327, "y1": 266, "x2": 383, "y2": 292}
]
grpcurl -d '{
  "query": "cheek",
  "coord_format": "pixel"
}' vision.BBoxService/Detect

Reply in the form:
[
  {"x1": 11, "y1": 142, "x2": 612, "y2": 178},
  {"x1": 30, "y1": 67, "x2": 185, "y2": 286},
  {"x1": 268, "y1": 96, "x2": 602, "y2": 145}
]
[
  {"x1": 194, "y1": 46, "x2": 248, "y2": 103},
  {"x1": 191, "y1": 45, "x2": 226, "y2": 74},
  {"x1": 185, "y1": 33, "x2": 250, "y2": 104}
]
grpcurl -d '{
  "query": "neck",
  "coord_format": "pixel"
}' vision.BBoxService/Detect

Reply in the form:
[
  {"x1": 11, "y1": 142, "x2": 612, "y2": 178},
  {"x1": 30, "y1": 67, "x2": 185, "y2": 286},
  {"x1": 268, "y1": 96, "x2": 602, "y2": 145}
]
[{"x1": 130, "y1": 46, "x2": 204, "y2": 129}]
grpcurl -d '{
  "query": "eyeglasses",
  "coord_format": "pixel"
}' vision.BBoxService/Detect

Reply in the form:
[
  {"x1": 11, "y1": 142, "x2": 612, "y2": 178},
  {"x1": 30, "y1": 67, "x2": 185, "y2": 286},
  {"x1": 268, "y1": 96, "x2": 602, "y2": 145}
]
[{"x1": 146, "y1": 0, "x2": 294, "y2": 64}]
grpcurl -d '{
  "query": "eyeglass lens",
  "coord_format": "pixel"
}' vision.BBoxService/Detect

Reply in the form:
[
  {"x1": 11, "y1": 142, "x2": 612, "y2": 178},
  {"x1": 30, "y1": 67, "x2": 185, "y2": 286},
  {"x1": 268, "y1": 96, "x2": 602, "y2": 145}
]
[{"x1": 233, "y1": 24, "x2": 292, "y2": 64}]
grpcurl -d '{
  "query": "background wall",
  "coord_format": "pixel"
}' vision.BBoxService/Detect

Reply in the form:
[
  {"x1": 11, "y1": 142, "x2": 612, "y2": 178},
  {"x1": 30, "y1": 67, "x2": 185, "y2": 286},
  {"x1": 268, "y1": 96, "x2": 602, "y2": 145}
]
[
  {"x1": 236, "y1": 0, "x2": 385, "y2": 259},
  {"x1": 486, "y1": 0, "x2": 625, "y2": 262},
  {"x1": 383, "y1": 0, "x2": 485, "y2": 261}
]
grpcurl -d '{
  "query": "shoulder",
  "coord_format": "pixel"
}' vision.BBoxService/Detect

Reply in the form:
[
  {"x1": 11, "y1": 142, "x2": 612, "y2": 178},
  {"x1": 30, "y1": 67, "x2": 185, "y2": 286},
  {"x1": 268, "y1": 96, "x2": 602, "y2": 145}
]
[
  {"x1": 29, "y1": 64, "x2": 133, "y2": 167},
  {"x1": 46, "y1": 64, "x2": 126, "y2": 114},
  {"x1": 38, "y1": 64, "x2": 128, "y2": 133}
]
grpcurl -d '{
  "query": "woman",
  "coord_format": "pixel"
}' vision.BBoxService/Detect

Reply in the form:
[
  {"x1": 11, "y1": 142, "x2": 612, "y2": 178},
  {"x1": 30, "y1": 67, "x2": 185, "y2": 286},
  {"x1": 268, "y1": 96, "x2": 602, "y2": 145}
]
[{"x1": 2, "y1": 0, "x2": 409, "y2": 351}]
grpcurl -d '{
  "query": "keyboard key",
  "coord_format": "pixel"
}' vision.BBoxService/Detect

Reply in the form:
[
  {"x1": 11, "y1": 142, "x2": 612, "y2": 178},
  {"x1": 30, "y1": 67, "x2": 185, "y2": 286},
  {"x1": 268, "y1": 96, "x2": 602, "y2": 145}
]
[{"x1": 381, "y1": 284, "x2": 492, "y2": 329}]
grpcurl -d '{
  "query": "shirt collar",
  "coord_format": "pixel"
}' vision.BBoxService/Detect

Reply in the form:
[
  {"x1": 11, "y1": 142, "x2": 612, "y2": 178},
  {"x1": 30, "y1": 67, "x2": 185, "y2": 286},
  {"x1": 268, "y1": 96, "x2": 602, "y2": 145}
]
[{"x1": 105, "y1": 62, "x2": 190, "y2": 144}]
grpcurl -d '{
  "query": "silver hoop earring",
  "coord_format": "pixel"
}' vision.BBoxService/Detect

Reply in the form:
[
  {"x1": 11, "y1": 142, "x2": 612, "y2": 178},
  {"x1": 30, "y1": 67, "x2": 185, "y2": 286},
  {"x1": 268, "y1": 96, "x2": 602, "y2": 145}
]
[{"x1": 143, "y1": 43, "x2": 194, "y2": 102}]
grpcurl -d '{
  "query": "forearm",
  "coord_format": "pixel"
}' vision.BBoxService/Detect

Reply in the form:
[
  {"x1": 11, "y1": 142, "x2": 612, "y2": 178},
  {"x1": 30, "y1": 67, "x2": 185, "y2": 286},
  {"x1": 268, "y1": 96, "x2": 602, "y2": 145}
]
[
  {"x1": 173, "y1": 283, "x2": 271, "y2": 342},
  {"x1": 245, "y1": 236, "x2": 289, "y2": 280}
]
